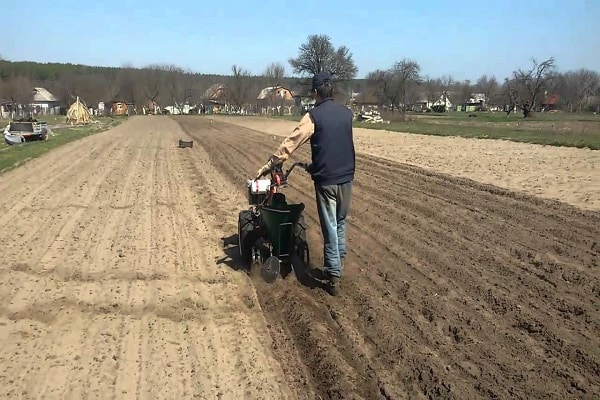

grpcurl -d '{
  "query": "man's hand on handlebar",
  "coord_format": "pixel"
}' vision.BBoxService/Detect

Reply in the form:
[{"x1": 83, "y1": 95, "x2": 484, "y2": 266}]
[
  {"x1": 255, "y1": 157, "x2": 281, "y2": 180},
  {"x1": 255, "y1": 159, "x2": 311, "y2": 180}
]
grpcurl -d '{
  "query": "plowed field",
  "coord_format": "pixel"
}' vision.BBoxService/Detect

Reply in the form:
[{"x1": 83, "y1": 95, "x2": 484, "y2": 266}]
[{"x1": 0, "y1": 116, "x2": 598, "y2": 399}]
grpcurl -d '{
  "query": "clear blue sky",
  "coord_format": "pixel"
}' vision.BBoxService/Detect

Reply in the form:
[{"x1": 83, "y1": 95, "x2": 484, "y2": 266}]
[{"x1": 2, "y1": 0, "x2": 598, "y2": 81}]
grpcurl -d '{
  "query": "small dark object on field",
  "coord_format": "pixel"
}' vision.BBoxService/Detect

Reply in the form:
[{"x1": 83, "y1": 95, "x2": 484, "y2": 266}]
[
  {"x1": 178, "y1": 140, "x2": 193, "y2": 148},
  {"x1": 468, "y1": 113, "x2": 477, "y2": 118}
]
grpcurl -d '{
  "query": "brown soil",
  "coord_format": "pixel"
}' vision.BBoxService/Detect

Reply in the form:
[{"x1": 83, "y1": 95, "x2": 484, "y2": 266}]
[
  {"x1": 0, "y1": 115, "x2": 598, "y2": 399},
  {"x1": 210, "y1": 116, "x2": 600, "y2": 212}
]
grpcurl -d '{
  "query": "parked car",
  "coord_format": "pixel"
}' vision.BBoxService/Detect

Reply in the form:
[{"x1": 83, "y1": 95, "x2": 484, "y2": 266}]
[{"x1": 3, "y1": 118, "x2": 50, "y2": 145}]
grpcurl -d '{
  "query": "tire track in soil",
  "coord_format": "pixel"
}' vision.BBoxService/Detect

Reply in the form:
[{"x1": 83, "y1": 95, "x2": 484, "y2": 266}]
[
  {"x1": 0, "y1": 116, "x2": 295, "y2": 399},
  {"x1": 176, "y1": 116, "x2": 600, "y2": 400}
]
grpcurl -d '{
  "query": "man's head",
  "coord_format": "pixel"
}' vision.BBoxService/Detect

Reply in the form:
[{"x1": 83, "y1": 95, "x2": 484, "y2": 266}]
[{"x1": 311, "y1": 72, "x2": 334, "y2": 99}]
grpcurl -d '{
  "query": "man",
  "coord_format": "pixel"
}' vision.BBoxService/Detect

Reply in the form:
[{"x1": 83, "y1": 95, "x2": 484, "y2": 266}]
[{"x1": 255, "y1": 72, "x2": 355, "y2": 296}]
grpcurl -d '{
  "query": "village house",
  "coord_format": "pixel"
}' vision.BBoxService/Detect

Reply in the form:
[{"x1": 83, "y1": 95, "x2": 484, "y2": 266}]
[
  {"x1": 0, "y1": 100, "x2": 12, "y2": 119},
  {"x1": 202, "y1": 83, "x2": 228, "y2": 113},
  {"x1": 541, "y1": 94, "x2": 560, "y2": 111},
  {"x1": 31, "y1": 87, "x2": 61, "y2": 115},
  {"x1": 257, "y1": 86, "x2": 296, "y2": 115}
]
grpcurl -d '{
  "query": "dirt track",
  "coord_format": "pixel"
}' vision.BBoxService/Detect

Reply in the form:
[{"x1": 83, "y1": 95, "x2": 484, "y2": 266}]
[{"x1": 1, "y1": 116, "x2": 598, "y2": 399}]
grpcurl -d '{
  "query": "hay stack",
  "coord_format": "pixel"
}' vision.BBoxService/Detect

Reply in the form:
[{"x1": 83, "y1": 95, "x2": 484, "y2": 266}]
[{"x1": 67, "y1": 97, "x2": 93, "y2": 125}]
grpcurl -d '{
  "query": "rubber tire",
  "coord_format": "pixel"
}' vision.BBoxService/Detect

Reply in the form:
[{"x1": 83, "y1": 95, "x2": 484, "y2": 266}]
[{"x1": 238, "y1": 210, "x2": 254, "y2": 266}]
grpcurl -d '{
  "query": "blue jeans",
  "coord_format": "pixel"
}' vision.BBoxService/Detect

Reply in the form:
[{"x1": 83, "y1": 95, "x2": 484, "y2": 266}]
[{"x1": 315, "y1": 181, "x2": 353, "y2": 278}]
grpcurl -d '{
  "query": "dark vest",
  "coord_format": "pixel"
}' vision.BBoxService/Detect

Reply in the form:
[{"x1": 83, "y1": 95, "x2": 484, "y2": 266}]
[{"x1": 308, "y1": 98, "x2": 355, "y2": 186}]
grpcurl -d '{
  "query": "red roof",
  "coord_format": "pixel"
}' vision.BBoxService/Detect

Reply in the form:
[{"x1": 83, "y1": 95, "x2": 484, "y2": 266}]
[{"x1": 544, "y1": 94, "x2": 559, "y2": 105}]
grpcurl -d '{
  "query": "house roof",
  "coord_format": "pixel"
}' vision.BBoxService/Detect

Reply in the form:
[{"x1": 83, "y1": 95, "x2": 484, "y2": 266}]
[
  {"x1": 256, "y1": 86, "x2": 294, "y2": 100},
  {"x1": 33, "y1": 87, "x2": 58, "y2": 102},
  {"x1": 204, "y1": 84, "x2": 227, "y2": 100},
  {"x1": 544, "y1": 94, "x2": 559, "y2": 105}
]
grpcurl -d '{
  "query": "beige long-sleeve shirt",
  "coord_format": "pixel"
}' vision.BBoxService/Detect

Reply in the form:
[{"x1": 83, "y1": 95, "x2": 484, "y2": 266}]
[{"x1": 269, "y1": 112, "x2": 315, "y2": 164}]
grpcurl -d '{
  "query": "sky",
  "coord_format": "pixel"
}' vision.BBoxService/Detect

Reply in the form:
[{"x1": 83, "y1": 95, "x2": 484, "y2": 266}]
[{"x1": 1, "y1": 0, "x2": 598, "y2": 82}]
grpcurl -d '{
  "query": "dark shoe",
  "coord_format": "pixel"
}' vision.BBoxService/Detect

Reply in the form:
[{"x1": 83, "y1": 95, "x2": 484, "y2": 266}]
[
  {"x1": 326, "y1": 276, "x2": 340, "y2": 296},
  {"x1": 309, "y1": 267, "x2": 328, "y2": 281}
]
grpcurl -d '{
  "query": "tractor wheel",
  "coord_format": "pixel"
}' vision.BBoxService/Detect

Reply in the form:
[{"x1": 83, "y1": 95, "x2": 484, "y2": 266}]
[{"x1": 238, "y1": 210, "x2": 254, "y2": 266}]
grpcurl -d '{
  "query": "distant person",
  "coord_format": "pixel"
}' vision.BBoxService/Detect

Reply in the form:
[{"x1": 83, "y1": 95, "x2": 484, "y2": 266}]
[{"x1": 255, "y1": 72, "x2": 355, "y2": 296}]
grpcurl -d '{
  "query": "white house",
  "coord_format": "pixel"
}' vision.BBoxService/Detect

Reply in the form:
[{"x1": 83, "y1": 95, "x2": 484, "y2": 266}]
[
  {"x1": 430, "y1": 93, "x2": 454, "y2": 111},
  {"x1": 31, "y1": 87, "x2": 61, "y2": 115},
  {"x1": 413, "y1": 93, "x2": 454, "y2": 112}
]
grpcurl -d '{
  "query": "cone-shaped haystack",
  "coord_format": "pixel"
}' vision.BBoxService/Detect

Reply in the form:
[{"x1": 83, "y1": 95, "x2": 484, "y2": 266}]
[{"x1": 67, "y1": 97, "x2": 93, "y2": 125}]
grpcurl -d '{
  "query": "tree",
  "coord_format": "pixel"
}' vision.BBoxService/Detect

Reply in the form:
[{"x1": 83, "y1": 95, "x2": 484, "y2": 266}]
[
  {"x1": 423, "y1": 77, "x2": 443, "y2": 111},
  {"x1": 475, "y1": 75, "x2": 499, "y2": 108},
  {"x1": 140, "y1": 66, "x2": 161, "y2": 103},
  {"x1": 261, "y1": 62, "x2": 288, "y2": 112},
  {"x1": 164, "y1": 65, "x2": 193, "y2": 114},
  {"x1": 134, "y1": 65, "x2": 168, "y2": 113},
  {"x1": 115, "y1": 64, "x2": 138, "y2": 104},
  {"x1": 452, "y1": 79, "x2": 473, "y2": 105},
  {"x1": 557, "y1": 69, "x2": 599, "y2": 112},
  {"x1": 102, "y1": 72, "x2": 121, "y2": 103},
  {"x1": 367, "y1": 59, "x2": 421, "y2": 120},
  {"x1": 512, "y1": 57, "x2": 557, "y2": 117},
  {"x1": 263, "y1": 62, "x2": 285, "y2": 89},
  {"x1": 3, "y1": 75, "x2": 34, "y2": 117},
  {"x1": 227, "y1": 64, "x2": 252, "y2": 111},
  {"x1": 500, "y1": 78, "x2": 521, "y2": 116},
  {"x1": 288, "y1": 34, "x2": 357, "y2": 89}
]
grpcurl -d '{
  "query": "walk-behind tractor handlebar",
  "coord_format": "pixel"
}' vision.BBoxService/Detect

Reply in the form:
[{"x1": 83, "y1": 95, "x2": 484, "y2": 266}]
[
  {"x1": 251, "y1": 162, "x2": 310, "y2": 206},
  {"x1": 238, "y1": 161, "x2": 311, "y2": 282},
  {"x1": 262, "y1": 162, "x2": 309, "y2": 189}
]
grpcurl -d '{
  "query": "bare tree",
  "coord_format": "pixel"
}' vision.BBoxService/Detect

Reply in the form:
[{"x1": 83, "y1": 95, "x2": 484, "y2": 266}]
[
  {"x1": 452, "y1": 79, "x2": 473, "y2": 106},
  {"x1": 512, "y1": 57, "x2": 557, "y2": 117},
  {"x1": 557, "y1": 69, "x2": 599, "y2": 112},
  {"x1": 288, "y1": 34, "x2": 358, "y2": 89},
  {"x1": 149, "y1": 64, "x2": 194, "y2": 114},
  {"x1": 260, "y1": 62, "x2": 287, "y2": 112},
  {"x1": 227, "y1": 64, "x2": 252, "y2": 111},
  {"x1": 55, "y1": 71, "x2": 80, "y2": 106},
  {"x1": 115, "y1": 64, "x2": 138, "y2": 104},
  {"x1": 475, "y1": 75, "x2": 499, "y2": 108},
  {"x1": 103, "y1": 72, "x2": 121, "y2": 102},
  {"x1": 3, "y1": 75, "x2": 34, "y2": 117},
  {"x1": 423, "y1": 77, "x2": 443, "y2": 111},
  {"x1": 140, "y1": 64, "x2": 166, "y2": 104},
  {"x1": 80, "y1": 73, "x2": 110, "y2": 106},
  {"x1": 500, "y1": 78, "x2": 521, "y2": 116},
  {"x1": 367, "y1": 59, "x2": 421, "y2": 120},
  {"x1": 264, "y1": 62, "x2": 285, "y2": 88},
  {"x1": 367, "y1": 69, "x2": 398, "y2": 110},
  {"x1": 439, "y1": 75, "x2": 454, "y2": 104}
]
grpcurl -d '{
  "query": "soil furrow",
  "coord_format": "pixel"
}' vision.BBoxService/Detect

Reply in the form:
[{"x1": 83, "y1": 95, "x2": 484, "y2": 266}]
[{"x1": 175, "y1": 116, "x2": 599, "y2": 399}]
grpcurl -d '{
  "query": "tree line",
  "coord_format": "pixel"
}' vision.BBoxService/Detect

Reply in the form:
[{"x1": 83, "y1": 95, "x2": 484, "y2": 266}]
[{"x1": 1, "y1": 34, "x2": 599, "y2": 117}]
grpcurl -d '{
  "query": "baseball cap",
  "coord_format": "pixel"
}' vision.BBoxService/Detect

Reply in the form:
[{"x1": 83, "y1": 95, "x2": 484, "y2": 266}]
[{"x1": 312, "y1": 72, "x2": 332, "y2": 90}]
